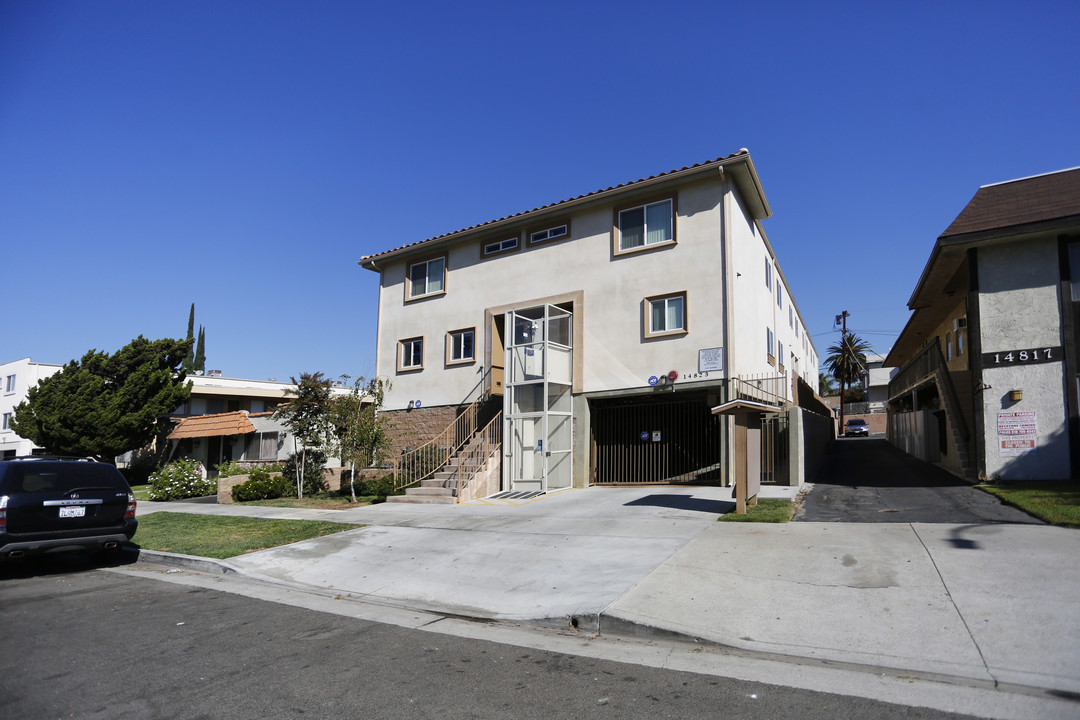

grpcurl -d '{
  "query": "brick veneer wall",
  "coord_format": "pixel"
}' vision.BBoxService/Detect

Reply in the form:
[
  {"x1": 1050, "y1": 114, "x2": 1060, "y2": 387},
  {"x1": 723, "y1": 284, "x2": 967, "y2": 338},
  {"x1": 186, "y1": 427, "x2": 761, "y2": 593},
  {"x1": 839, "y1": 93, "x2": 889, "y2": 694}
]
[{"x1": 380, "y1": 405, "x2": 461, "y2": 461}]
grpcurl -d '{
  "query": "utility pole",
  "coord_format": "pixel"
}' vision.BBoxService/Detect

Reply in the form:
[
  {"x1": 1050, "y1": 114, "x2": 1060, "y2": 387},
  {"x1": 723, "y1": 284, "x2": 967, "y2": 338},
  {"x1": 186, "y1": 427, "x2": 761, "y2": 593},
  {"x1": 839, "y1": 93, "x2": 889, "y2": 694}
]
[{"x1": 836, "y1": 311, "x2": 850, "y2": 432}]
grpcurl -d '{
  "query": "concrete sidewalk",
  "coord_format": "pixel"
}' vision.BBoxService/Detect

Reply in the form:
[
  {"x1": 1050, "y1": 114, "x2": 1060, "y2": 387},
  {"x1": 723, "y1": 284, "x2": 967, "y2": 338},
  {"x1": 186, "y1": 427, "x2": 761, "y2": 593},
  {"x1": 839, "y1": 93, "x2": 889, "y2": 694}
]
[{"x1": 136, "y1": 486, "x2": 1080, "y2": 699}]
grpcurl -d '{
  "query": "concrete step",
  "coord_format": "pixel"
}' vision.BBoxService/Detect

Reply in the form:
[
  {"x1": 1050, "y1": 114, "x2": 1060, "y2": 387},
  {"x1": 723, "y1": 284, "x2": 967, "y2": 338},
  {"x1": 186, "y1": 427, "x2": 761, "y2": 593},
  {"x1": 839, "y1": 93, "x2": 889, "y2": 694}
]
[
  {"x1": 405, "y1": 486, "x2": 456, "y2": 497},
  {"x1": 385, "y1": 494, "x2": 455, "y2": 505},
  {"x1": 421, "y1": 478, "x2": 455, "y2": 488}
]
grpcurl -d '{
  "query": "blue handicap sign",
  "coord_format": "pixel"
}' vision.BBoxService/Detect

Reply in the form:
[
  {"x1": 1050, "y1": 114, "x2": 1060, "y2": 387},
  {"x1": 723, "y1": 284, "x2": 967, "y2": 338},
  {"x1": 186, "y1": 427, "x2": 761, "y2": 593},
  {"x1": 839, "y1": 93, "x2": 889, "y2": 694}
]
[
  {"x1": 648, "y1": 375, "x2": 658, "y2": 386},
  {"x1": 639, "y1": 431, "x2": 651, "y2": 442}
]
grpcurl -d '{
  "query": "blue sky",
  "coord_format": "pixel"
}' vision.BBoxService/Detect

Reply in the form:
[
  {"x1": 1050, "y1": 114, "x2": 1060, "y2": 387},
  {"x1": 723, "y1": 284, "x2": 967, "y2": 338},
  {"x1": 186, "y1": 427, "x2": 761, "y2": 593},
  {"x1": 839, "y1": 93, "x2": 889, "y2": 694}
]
[{"x1": 3, "y1": 1, "x2": 1078, "y2": 382}]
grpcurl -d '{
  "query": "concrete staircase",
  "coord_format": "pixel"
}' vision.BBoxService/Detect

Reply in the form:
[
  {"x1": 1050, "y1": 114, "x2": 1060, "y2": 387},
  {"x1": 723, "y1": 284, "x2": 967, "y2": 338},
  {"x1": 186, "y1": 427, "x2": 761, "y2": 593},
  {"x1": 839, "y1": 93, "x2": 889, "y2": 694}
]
[{"x1": 385, "y1": 455, "x2": 465, "y2": 505}]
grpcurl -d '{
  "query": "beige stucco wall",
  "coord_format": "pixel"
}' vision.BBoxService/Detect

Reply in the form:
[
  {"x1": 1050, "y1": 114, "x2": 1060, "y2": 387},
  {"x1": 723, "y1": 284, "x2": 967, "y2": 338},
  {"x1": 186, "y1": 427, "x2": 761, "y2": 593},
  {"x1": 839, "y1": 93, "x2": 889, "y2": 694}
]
[{"x1": 374, "y1": 174, "x2": 818, "y2": 414}]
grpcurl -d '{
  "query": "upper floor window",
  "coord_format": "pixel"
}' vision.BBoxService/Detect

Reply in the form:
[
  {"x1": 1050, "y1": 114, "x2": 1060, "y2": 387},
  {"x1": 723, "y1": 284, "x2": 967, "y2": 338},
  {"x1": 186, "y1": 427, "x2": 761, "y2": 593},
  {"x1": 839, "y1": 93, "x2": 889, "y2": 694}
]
[
  {"x1": 777, "y1": 284, "x2": 783, "y2": 308},
  {"x1": 529, "y1": 223, "x2": 569, "y2": 245},
  {"x1": 2, "y1": 412, "x2": 11, "y2": 431},
  {"x1": 483, "y1": 236, "x2": 519, "y2": 256},
  {"x1": 398, "y1": 337, "x2": 424, "y2": 372},
  {"x1": 945, "y1": 332, "x2": 953, "y2": 361},
  {"x1": 4, "y1": 374, "x2": 14, "y2": 393},
  {"x1": 617, "y1": 197, "x2": 674, "y2": 253},
  {"x1": 767, "y1": 327, "x2": 775, "y2": 362},
  {"x1": 408, "y1": 257, "x2": 446, "y2": 300},
  {"x1": 765, "y1": 259, "x2": 771, "y2": 290},
  {"x1": 446, "y1": 328, "x2": 475, "y2": 365},
  {"x1": 957, "y1": 330, "x2": 964, "y2": 356},
  {"x1": 645, "y1": 292, "x2": 687, "y2": 338},
  {"x1": 778, "y1": 341, "x2": 785, "y2": 370}
]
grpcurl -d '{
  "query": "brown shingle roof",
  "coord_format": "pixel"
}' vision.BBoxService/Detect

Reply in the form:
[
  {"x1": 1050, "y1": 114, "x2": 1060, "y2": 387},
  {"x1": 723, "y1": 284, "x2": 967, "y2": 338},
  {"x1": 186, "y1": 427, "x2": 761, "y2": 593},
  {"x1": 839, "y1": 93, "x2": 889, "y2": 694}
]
[
  {"x1": 167, "y1": 411, "x2": 256, "y2": 440},
  {"x1": 941, "y1": 166, "x2": 1080, "y2": 238},
  {"x1": 359, "y1": 149, "x2": 753, "y2": 264}
]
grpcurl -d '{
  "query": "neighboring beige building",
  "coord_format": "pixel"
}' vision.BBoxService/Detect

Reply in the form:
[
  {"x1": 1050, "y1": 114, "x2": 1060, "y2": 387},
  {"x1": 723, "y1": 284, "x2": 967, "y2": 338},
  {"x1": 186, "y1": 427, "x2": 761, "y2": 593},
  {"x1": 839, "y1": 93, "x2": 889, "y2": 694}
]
[
  {"x1": 886, "y1": 167, "x2": 1080, "y2": 480},
  {"x1": 360, "y1": 150, "x2": 821, "y2": 498}
]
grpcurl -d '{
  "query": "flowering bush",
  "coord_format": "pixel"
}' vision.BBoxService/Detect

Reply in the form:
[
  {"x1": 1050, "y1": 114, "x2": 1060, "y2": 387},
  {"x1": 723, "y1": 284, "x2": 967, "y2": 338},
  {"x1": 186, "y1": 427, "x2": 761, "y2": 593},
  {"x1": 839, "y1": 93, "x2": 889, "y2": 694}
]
[{"x1": 148, "y1": 458, "x2": 217, "y2": 501}]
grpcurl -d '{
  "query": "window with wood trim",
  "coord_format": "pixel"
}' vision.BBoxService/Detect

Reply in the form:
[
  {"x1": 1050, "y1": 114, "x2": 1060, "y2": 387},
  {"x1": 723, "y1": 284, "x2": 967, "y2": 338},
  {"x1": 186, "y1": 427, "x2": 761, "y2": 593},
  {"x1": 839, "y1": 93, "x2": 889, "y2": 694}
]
[
  {"x1": 767, "y1": 327, "x2": 775, "y2": 364},
  {"x1": 407, "y1": 257, "x2": 446, "y2": 300},
  {"x1": 645, "y1": 292, "x2": 687, "y2": 338},
  {"x1": 529, "y1": 223, "x2": 569, "y2": 245},
  {"x1": 483, "y1": 236, "x2": 519, "y2": 256},
  {"x1": 617, "y1": 197, "x2": 674, "y2": 253},
  {"x1": 446, "y1": 328, "x2": 476, "y2": 365},
  {"x1": 398, "y1": 337, "x2": 424, "y2": 371}
]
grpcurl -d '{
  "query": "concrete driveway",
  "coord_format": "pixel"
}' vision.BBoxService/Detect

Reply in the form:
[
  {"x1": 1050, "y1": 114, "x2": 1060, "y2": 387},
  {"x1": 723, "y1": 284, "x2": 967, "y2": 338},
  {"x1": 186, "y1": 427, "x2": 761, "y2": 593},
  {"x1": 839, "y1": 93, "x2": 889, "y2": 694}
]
[
  {"x1": 222, "y1": 485, "x2": 797, "y2": 622},
  {"x1": 796, "y1": 438, "x2": 1040, "y2": 524}
]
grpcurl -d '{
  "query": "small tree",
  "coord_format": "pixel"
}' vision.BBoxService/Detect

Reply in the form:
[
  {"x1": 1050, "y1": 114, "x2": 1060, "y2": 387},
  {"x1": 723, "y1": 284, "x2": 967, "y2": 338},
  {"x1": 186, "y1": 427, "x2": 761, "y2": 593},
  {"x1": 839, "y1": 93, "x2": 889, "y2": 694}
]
[
  {"x1": 273, "y1": 372, "x2": 332, "y2": 498},
  {"x1": 11, "y1": 336, "x2": 192, "y2": 462},
  {"x1": 329, "y1": 376, "x2": 391, "y2": 501},
  {"x1": 194, "y1": 326, "x2": 206, "y2": 374},
  {"x1": 182, "y1": 304, "x2": 196, "y2": 373}
]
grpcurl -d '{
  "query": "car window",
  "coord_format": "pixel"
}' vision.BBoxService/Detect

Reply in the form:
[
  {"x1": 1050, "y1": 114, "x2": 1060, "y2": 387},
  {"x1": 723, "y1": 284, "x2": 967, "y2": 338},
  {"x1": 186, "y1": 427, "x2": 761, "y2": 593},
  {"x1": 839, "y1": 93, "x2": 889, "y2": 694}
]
[{"x1": 0, "y1": 463, "x2": 128, "y2": 494}]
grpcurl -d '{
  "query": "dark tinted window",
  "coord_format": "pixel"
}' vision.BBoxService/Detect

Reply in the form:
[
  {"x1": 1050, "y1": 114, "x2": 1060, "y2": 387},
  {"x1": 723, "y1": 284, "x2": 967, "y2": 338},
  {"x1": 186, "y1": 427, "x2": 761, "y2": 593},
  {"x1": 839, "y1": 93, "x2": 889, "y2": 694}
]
[{"x1": 0, "y1": 463, "x2": 128, "y2": 494}]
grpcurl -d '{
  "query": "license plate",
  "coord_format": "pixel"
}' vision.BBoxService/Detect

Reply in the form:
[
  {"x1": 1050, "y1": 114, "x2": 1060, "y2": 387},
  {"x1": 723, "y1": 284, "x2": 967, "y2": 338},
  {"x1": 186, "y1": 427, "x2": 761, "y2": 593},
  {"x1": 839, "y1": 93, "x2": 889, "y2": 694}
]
[{"x1": 59, "y1": 506, "x2": 86, "y2": 518}]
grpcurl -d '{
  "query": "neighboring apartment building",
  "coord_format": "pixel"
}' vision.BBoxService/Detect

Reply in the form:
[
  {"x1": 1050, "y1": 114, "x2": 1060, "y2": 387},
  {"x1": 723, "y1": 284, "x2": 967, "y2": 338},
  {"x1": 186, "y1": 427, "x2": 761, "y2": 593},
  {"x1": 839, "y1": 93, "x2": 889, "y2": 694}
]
[
  {"x1": 160, "y1": 372, "x2": 314, "y2": 471},
  {"x1": 0, "y1": 358, "x2": 63, "y2": 457},
  {"x1": 360, "y1": 150, "x2": 819, "y2": 495},
  {"x1": 1, "y1": 360, "x2": 347, "y2": 472},
  {"x1": 885, "y1": 166, "x2": 1080, "y2": 480}
]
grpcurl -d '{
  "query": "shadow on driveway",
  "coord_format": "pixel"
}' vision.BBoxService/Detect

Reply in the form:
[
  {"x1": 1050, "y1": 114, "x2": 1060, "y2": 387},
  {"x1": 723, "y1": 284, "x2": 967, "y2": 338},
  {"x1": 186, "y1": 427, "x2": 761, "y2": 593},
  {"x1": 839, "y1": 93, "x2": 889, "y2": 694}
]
[
  {"x1": 797, "y1": 438, "x2": 1041, "y2": 524},
  {"x1": 623, "y1": 494, "x2": 734, "y2": 514}
]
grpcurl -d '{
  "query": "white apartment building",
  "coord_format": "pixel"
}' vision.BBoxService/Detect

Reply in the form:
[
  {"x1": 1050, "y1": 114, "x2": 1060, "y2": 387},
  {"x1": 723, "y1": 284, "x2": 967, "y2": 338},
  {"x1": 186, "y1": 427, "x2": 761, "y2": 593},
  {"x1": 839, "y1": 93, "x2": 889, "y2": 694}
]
[
  {"x1": 0, "y1": 358, "x2": 63, "y2": 457},
  {"x1": 360, "y1": 150, "x2": 819, "y2": 496}
]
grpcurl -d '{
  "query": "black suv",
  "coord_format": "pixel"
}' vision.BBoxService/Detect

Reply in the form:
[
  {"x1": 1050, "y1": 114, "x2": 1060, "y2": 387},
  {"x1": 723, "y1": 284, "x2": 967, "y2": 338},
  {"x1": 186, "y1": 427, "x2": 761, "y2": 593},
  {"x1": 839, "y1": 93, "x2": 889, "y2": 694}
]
[{"x1": 0, "y1": 456, "x2": 137, "y2": 560}]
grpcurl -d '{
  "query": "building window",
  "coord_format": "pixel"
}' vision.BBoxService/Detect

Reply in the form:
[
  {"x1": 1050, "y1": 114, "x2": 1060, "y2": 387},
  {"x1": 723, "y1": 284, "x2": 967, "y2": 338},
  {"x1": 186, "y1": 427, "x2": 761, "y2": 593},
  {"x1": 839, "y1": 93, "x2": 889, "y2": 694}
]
[
  {"x1": 767, "y1": 328, "x2": 775, "y2": 363},
  {"x1": 246, "y1": 432, "x2": 279, "y2": 461},
  {"x1": 398, "y1": 337, "x2": 424, "y2": 371},
  {"x1": 777, "y1": 284, "x2": 783, "y2": 308},
  {"x1": 529, "y1": 223, "x2": 569, "y2": 245},
  {"x1": 2, "y1": 412, "x2": 10, "y2": 431},
  {"x1": 407, "y1": 257, "x2": 446, "y2": 300},
  {"x1": 645, "y1": 292, "x2": 687, "y2": 338},
  {"x1": 483, "y1": 236, "x2": 519, "y2": 256},
  {"x1": 4, "y1": 375, "x2": 14, "y2": 393},
  {"x1": 945, "y1": 332, "x2": 953, "y2": 361},
  {"x1": 957, "y1": 330, "x2": 964, "y2": 355},
  {"x1": 789, "y1": 306, "x2": 794, "y2": 328},
  {"x1": 446, "y1": 328, "x2": 476, "y2": 365},
  {"x1": 617, "y1": 197, "x2": 674, "y2": 252},
  {"x1": 765, "y1": 259, "x2": 771, "y2": 290}
]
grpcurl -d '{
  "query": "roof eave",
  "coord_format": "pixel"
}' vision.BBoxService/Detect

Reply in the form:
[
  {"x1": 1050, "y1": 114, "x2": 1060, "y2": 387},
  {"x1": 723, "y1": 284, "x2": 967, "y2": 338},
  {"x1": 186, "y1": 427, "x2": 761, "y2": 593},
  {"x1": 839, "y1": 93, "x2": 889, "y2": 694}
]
[{"x1": 358, "y1": 153, "x2": 770, "y2": 271}]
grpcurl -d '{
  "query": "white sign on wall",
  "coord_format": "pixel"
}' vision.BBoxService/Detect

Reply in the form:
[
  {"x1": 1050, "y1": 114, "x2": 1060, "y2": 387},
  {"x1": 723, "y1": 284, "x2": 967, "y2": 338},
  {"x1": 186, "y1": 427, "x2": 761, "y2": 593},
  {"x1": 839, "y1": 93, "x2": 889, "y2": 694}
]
[
  {"x1": 997, "y1": 411, "x2": 1036, "y2": 457},
  {"x1": 698, "y1": 347, "x2": 724, "y2": 373},
  {"x1": 998, "y1": 411, "x2": 1036, "y2": 435}
]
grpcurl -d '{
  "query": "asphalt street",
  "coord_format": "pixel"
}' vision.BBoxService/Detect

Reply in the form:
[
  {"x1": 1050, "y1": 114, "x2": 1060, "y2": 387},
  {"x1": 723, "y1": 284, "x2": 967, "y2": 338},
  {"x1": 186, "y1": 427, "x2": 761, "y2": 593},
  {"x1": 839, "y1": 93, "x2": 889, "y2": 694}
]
[{"x1": 0, "y1": 555, "x2": 986, "y2": 720}]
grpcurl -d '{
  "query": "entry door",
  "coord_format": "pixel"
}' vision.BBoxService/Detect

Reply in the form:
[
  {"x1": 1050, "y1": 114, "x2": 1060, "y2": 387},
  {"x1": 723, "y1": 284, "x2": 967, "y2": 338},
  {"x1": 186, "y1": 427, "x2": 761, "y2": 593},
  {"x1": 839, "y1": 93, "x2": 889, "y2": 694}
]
[{"x1": 504, "y1": 304, "x2": 573, "y2": 492}]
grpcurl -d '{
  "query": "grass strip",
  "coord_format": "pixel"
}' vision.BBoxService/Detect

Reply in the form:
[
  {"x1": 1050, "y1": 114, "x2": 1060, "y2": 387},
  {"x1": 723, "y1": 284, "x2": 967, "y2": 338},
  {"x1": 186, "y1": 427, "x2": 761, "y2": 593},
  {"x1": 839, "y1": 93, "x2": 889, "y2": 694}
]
[
  {"x1": 976, "y1": 482, "x2": 1080, "y2": 528},
  {"x1": 717, "y1": 497, "x2": 794, "y2": 523},
  {"x1": 237, "y1": 494, "x2": 380, "y2": 510},
  {"x1": 132, "y1": 512, "x2": 361, "y2": 559}
]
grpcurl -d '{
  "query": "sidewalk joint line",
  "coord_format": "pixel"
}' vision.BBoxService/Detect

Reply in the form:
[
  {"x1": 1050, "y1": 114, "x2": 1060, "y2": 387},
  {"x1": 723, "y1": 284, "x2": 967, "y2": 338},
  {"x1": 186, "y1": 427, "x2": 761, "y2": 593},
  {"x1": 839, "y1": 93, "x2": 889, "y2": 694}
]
[{"x1": 910, "y1": 523, "x2": 999, "y2": 689}]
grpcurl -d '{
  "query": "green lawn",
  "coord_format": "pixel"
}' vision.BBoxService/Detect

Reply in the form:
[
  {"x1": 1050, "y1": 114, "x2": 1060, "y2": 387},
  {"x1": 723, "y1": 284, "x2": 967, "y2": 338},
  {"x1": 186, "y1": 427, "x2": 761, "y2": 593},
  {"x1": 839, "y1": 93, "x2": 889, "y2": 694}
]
[
  {"x1": 130, "y1": 484, "x2": 151, "y2": 501},
  {"x1": 717, "y1": 497, "x2": 794, "y2": 523},
  {"x1": 132, "y1": 512, "x2": 361, "y2": 559},
  {"x1": 976, "y1": 482, "x2": 1080, "y2": 528},
  {"x1": 236, "y1": 493, "x2": 380, "y2": 509}
]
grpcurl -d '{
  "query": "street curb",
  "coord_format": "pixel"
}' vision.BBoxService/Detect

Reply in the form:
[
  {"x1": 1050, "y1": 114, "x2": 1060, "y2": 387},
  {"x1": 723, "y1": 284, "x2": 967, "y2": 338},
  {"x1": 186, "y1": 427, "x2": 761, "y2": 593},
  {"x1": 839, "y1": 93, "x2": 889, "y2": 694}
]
[{"x1": 127, "y1": 547, "x2": 243, "y2": 576}]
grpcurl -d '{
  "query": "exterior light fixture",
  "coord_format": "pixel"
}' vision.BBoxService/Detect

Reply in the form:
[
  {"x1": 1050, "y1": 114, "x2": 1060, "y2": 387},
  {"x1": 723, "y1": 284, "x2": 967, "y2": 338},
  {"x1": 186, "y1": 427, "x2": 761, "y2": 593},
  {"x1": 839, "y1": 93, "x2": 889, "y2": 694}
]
[{"x1": 1009, "y1": 390, "x2": 1022, "y2": 402}]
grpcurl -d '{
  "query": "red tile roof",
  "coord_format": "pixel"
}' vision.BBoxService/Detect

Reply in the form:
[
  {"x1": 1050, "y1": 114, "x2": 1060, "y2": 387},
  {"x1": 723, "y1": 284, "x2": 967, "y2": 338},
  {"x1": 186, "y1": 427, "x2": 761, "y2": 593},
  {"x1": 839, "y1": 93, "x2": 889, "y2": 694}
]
[
  {"x1": 941, "y1": 166, "x2": 1080, "y2": 238},
  {"x1": 167, "y1": 411, "x2": 256, "y2": 440},
  {"x1": 359, "y1": 149, "x2": 752, "y2": 264}
]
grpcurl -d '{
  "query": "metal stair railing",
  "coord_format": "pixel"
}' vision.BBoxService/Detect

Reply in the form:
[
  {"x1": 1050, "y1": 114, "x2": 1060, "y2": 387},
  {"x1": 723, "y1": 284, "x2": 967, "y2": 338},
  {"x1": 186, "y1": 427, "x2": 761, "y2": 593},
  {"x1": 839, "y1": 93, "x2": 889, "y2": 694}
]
[
  {"x1": 455, "y1": 411, "x2": 502, "y2": 502},
  {"x1": 394, "y1": 397, "x2": 482, "y2": 490}
]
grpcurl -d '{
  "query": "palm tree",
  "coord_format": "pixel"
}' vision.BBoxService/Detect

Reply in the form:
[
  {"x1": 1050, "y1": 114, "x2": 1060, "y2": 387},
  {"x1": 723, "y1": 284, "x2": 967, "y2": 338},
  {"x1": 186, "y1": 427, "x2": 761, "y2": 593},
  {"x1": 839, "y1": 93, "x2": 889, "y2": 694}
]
[
  {"x1": 818, "y1": 372, "x2": 838, "y2": 396},
  {"x1": 826, "y1": 332, "x2": 872, "y2": 431},
  {"x1": 825, "y1": 331, "x2": 872, "y2": 386}
]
